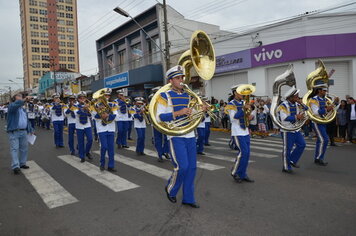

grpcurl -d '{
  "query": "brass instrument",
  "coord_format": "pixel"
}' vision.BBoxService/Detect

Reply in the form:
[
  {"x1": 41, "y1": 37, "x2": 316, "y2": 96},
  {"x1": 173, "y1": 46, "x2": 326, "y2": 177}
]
[
  {"x1": 92, "y1": 88, "x2": 113, "y2": 124},
  {"x1": 235, "y1": 84, "x2": 256, "y2": 127},
  {"x1": 302, "y1": 60, "x2": 337, "y2": 124},
  {"x1": 149, "y1": 30, "x2": 216, "y2": 136},
  {"x1": 270, "y1": 64, "x2": 308, "y2": 131},
  {"x1": 202, "y1": 101, "x2": 217, "y2": 121}
]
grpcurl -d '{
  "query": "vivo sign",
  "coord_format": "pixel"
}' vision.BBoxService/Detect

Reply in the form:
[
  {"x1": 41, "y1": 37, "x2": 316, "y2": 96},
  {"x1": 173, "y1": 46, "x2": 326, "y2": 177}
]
[{"x1": 253, "y1": 48, "x2": 283, "y2": 62}]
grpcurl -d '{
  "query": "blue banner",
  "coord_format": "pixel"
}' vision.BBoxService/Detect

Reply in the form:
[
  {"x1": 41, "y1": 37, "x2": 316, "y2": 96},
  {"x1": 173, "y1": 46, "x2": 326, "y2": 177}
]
[{"x1": 104, "y1": 72, "x2": 129, "y2": 88}]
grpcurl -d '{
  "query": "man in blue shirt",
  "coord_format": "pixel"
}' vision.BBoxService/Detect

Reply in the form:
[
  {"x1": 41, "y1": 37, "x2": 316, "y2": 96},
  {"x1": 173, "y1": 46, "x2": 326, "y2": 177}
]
[{"x1": 7, "y1": 93, "x2": 34, "y2": 175}]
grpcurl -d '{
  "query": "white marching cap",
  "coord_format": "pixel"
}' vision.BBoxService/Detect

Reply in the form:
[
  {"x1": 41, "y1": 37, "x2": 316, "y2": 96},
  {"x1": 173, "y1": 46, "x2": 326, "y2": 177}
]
[
  {"x1": 231, "y1": 84, "x2": 241, "y2": 91},
  {"x1": 116, "y1": 89, "x2": 124, "y2": 95},
  {"x1": 52, "y1": 93, "x2": 60, "y2": 98},
  {"x1": 77, "y1": 91, "x2": 87, "y2": 97},
  {"x1": 284, "y1": 86, "x2": 300, "y2": 99},
  {"x1": 166, "y1": 65, "x2": 184, "y2": 80},
  {"x1": 151, "y1": 86, "x2": 161, "y2": 93},
  {"x1": 104, "y1": 88, "x2": 112, "y2": 95},
  {"x1": 134, "y1": 97, "x2": 144, "y2": 103}
]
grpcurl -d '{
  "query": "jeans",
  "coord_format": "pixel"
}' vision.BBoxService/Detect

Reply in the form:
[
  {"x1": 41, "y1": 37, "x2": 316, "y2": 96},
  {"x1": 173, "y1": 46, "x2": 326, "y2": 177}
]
[{"x1": 8, "y1": 130, "x2": 28, "y2": 169}]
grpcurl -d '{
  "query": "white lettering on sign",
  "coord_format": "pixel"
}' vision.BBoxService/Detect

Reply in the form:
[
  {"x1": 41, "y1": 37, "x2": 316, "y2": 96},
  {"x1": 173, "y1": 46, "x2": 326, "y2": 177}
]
[
  {"x1": 106, "y1": 76, "x2": 127, "y2": 86},
  {"x1": 254, "y1": 48, "x2": 283, "y2": 62}
]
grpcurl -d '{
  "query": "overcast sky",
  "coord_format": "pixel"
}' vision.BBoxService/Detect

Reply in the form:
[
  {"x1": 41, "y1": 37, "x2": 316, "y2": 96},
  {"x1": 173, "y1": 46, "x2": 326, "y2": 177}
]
[{"x1": 0, "y1": 0, "x2": 353, "y2": 90}]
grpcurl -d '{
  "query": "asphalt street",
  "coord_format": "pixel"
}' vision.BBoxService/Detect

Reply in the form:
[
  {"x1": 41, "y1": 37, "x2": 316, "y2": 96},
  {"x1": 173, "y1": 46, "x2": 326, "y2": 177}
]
[{"x1": 1, "y1": 119, "x2": 356, "y2": 236}]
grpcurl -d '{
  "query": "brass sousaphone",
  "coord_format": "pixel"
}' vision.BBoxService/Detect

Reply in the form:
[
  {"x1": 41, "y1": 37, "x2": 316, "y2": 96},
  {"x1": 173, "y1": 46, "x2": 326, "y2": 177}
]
[{"x1": 149, "y1": 30, "x2": 216, "y2": 136}]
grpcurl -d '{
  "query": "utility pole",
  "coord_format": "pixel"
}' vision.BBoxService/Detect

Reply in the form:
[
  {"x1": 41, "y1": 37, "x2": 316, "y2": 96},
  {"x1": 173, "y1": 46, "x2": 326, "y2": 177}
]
[{"x1": 163, "y1": 0, "x2": 170, "y2": 72}]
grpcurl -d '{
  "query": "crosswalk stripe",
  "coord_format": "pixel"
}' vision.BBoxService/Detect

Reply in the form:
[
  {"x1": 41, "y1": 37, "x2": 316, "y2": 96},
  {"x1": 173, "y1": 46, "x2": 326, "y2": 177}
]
[
  {"x1": 205, "y1": 146, "x2": 277, "y2": 159},
  {"x1": 209, "y1": 140, "x2": 314, "y2": 151},
  {"x1": 22, "y1": 161, "x2": 78, "y2": 209},
  {"x1": 126, "y1": 147, "x2": 225, "y2": 171},
  {"x1": 93, "y1": 151, "x2": 172, "y2": 180},
  {"x1": 58, "y1": 155, "x2": 139, "y2": 192},
  {"x1": 217, "y1": 137, "x2": 315, "y2": 147}
]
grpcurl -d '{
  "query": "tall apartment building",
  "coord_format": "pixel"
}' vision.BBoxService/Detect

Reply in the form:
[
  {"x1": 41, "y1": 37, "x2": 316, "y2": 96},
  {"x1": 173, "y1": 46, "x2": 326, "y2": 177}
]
[{"x1": 19, "y1": 0, "x2": 79, "y2": 90}]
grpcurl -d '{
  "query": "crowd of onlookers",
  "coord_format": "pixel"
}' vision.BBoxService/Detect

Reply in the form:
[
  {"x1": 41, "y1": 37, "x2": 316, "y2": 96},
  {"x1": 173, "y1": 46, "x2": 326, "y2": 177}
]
[{"x1": 209, "y1": 95, "x2": 356, "y2": 143}]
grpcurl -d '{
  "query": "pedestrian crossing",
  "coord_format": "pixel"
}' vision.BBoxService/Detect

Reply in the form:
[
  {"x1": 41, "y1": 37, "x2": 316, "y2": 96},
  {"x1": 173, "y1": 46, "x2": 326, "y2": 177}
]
[{"x1": 20, "y1": 134, "x2": 317, "y2": 210}]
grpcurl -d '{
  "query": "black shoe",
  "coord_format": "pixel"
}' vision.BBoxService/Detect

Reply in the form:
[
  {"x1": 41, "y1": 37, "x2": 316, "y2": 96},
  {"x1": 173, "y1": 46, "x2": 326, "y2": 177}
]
[
  {"x1": 242, "y1": 177, "x2": 255, "y2": 183},
  {"x1": 197, "y1": 152, "x2": 206, "y2": 155},
  {"x1": 233, "y1": 175, "x2": 243, "y2": 183},
  {"x1": 157, "y1": 158, "x2": 164, "y2": 163},
  {"x1": 128, "y1": 138, "x2": 133, "y2": 140},
  {"x1": 117, "y1": 144, "x2": 122, "y2": 149},
  {"x1": 163, "y1": 153, "x2": 171, "y2": 160},
  {"x1": 100, "y1": 166, "x2": 105, "y2": 171},
  {"x1": 315, "y1": 159, "x2": 328, "y2": 166},
  {"x1": 80, "y1": 158, "x2": 85, "y2": 163},
  {"x1": 204, "y1": 143, "x2": 211, "y2": 146},
  {"x1": 182, "y1": 202, "x2": 200, "y2": 208},
  {"x1": 282, "y1": 168, "x2": 293, "y2": 174},
  {"x1": 290, "y1": 162, "x2": 300, "y2": 168},
  {"x1": 20, "y1": 165, "x2": 30, "y2": 169},
  {"x1": 107, "y1": 167, "x2": 117, "y2": 172},
  {"x1": 165, "y1": 186, "x2": 177, "y2": 203},
  {"x1": 58, "y1": 146, "x2": 65, "y2": 148},
  {"x1": 122, "y1": 145, "x2": 129, "y2": 148},
  {"x1": 86, "y1": 153, "x2": 93, "y2": 160},
  {"x1": 13, "y1": 167, "x2": 21, "y2": 175},
  {"x1": 70, "y1": 151, "x2": 76, "y2": 156},
  {"x1": 140, "y1": 152, "x2": 146, "y2": 156}
]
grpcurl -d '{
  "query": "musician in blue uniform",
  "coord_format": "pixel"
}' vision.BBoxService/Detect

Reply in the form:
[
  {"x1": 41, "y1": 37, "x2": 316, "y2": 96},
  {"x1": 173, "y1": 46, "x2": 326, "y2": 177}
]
[
  {"x1": 64, "y1": 94, "x2": 77, "y2": 155},
  {"x1": 94, "y1": 88, "x2": 117, "y2": 172},
  {"x1": 157, "y1": 65, "x2": 208, "y2": 208},
  {"x1": 75, "y1": 91, "x2": 93, "y2": 163},
  {"x1": 150, "y1": 88, "x2": 170, "y2": 162},
  {"x1": 225, "y1": 85, "x2": 254, "y2": 183},
  {"x1": 203, "y1": 97, "x2": 211, "y2": 146},
  {"x1": 196, "y1": 107, "x2": 206, "y2": 155},
  {"x1": 278, "y1": 87, "x2": 307, "y2": 173},
  {"x1": 115, "y1": 90, "x2": 130, "y2": 149},
  {"x1": 309, "y1": 81, "x2": 336, "y2": 166},
  {"x1": 133, "y1": 97, "x2": 146, "y2": 155},
  {"x1": 49, "y1": 93, "x2": 66, "y2": 148},
  {"x1": 26, "y1": 98, "x2": 36, "y2": 129},
  {"x1": 127, "y1": 98, "x2": 133, "y2": 140}
]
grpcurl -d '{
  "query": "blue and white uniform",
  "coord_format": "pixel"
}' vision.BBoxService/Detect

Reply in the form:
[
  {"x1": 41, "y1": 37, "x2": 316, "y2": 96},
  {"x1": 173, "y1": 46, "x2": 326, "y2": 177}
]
[
  {"x1": 225, "y1": 99, "x2": 251, "y2": 179},
  {"x1": 26, "y1": 102, "x2": 36, "y2": 129},
  {"x1": 157, "y1": 88, "x2": 197, "y2": 204},
  {"x1": 65, "y1": 104, "x2": 77, "y2": 154},
  {"x1": 127, "y1": 103, "x2": 134, "y2": 140},
  {"x1": 204, "y1": 114, "x2": 211, "y2": 145},
  {"x1": 196, "y1": 117, "x2": 205, "y2": 153},
  {"x1": 115, "y1": 98, "x2": 130, "y2": 147},
  {"x1": 310, "y1": 95, "x2": 329, "y2": 161},
  {"x1": 279, "y1": 100, "x2": 306, "y2": 170},
  {"x1": 49, "y1": 102, "x2": 66, "y2": 147},
  {"x1": 133, "y1": 105, "x2": 146, "y2": 154},
  {"x1": 75, "y1": 104, "x2": 93, "y2": 160}
]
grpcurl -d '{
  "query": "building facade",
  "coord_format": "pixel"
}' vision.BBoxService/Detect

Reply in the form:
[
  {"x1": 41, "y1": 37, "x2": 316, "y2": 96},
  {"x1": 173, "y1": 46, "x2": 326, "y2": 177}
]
[
  {"x1": 206, "y1": 12, "x2": 356, "y2": 101},
  {"x1": 19, "y1": 0, "x2": 80, "y2": 90}
]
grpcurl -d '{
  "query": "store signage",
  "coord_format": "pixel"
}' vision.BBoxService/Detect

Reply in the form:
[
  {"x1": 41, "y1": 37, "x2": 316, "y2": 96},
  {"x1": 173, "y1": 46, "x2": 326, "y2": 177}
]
[
  {"x1": 104, "y1": 72, "x2": 129, "y2": 88},
  {"x1": 215, "y1": 49, "x2": 251, "y2": 74}
]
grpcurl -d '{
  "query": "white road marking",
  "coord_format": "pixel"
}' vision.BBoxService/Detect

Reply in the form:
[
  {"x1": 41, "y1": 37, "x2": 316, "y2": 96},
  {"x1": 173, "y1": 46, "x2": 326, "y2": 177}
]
[
  {"x1": 58, "y1": 155, "x2": 139, "y2": 192},
  {"x1": 126, "y1": 146, "x2": 225, "y2": 171},
  {"x1": 205, "y1": 146, "x2": 277, "y2": 159},
  {"x1": 93, "y1": 151, "x2": 171, "y2": 180},
  {"x1": 209, "y1": 140, "x2": 314, "y2": 151},
  {"x1": 22, "y1": 161, "x2": 78, "y2": 209}
]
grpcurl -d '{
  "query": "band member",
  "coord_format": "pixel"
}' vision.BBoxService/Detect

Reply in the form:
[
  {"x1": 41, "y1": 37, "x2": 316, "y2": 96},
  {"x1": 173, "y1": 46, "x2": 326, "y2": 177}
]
[
  {"x1": 94, "y1": 88, "x2": 117, "y2": 172},
  {"x1": 225, "y1": 85, "x2": 254, "y2": 183},
  {"x1": 26, "y1": 98, "x2": 36, "y2": 129},
  {"x1": 115, "y1": 90, "x2": 129, "y2": 149},
  {"x1": 65, "y1": 94, "x2": 77, "y2": 155},
  {"x1": 196, "y1": 107, "x2": 206, "y2": 155},
  {"x1": 35, "y1": 102, "x2": 43, "y2": 127},
  {"x1": 202, "y1": 97, "x2": 211, "y2": 146},
  {"x1": 133, "y1": 97, "x2": 146, "y2": 155},
  {"x1": 157, "y1": 65, "x2": 207, "y2": 208},
  {"x1": 127, "y1": 98, "x2": 134, "y2": 140},
  {"x1": 150, "y1": 88, "x2": 170, "y2": 162},
  {"x1": 309, "y1": 82, "x2": 336, "y2": 166},
  {"x1": 75, "y1": 91, "x2": 93, "y2": 162},
  {"x1": 278, "y1": 87, "x2": 307, "y2": 173},
  {"x1": 42, "y1": 103, "x2": 51, "y2": 129},
  {"x1": 49, "y1": 93, "x2": 66, "y2": 148}
]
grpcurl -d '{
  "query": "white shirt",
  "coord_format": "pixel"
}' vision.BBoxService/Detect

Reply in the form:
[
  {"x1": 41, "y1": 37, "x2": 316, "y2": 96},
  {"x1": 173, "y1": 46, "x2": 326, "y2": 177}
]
[
  {"x1": 93, "y1": 112, "x2": 116, "y2": 133},
  {"x1": 156, "y1": 91, "x2": 195, "y2": 139},
  {"x1": 351, "y1": 104, "x2": 356, "y2": 120},
  {"x1": 75, "y1": 105, "x2": 92, "y2": 129},
  {"x1": 227, "y1": 101, "x2": 249, "y2": 136},
  {"x1": 204, "y1": 115, "x2": 211, "y2": 123},
  {"x1": 65, "y1": 107, "x2": 76, "y2": 124},
  {"x1": 249, "y1": 109, "x2": 257, "y2": 125},
  {"x1": 49, "y1": 104, "x2": 65, "y2": 121},
  {"x1": 197, "y1": 119, "x2": 205, "y2": 128},
  {"x1": 278, "y1": 101, "x2": 301, "y2": 132}
]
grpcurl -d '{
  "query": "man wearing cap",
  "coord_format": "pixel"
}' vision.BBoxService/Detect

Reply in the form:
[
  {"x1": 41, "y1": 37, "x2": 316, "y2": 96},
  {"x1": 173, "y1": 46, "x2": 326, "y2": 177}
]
[
  {"x1": 309, "y1": 82, "x2": 336, "y2": 166},
  {"x1": 225, "y1": 84, "x2": 254, "y2": 183},
  {"x1": 278, "y1": 86, "x2": 307, "y2": 173},
  {"x1": 75, "y1": 91, "x2": 93, "y2": 162},
  {"x1": 65, "y1": 94, "x2": 77, "y2": 155},
  {"x1": 150, "y1": 87, "x2": 170, "y2": 162},
  {"x1": 94, "y1": 88, "x2": 117, "y2": 171},
  {"x1": 156, "y1": 65, "x2": 208, "y2": 208},
  {"x1": 49, "y1": 93, "x2": 66, "y2": 148},
  {"x1": 114, "y1": 90, "x2": 130, "y2": 149},
  {"x1": 133, "y1": 97, "x2": 146, "y2": 155}
]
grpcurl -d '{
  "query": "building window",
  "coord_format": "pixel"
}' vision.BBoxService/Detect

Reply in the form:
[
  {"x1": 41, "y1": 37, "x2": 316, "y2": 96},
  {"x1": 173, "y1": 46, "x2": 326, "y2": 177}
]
[
  {"x1": 31, "y1": 39, "x2": 40, "y2": 45},
  {"x1": 65, "y1": 6, "x2": 73, "y2": 11},
  {"x1": 59, "y1": 64, "x2": 66, "y2": 69},
  {"x1": 41, "y1": 47, "x2": 49, "y2": 53},
  {"x1": 67, "y1": 49, "x2": 74, "y2": 55},
  {"x1": 57, "y1": 5, "x2": 65, "y2": 10},
  {"x1": 67, "y1": 42, "x2": 74, "y2": 47},
  {"x1": 30, "y1": 24, "x2": 38, "y2": 30},
  {"x1": 30, "y1": 16, "x2": 38, "y2": 22},
  {"x1": 29, "y1": 8, "x2": 38, "y2": 14},
  {"x1": 41, "y1": 55, "x2": 49, "y2": 61},
  {"x1": 42, "y1": 63, "x2": 50, "y2": 68},
  {"x1": 40, "y1": 32, "x2": 48, "y2": 38},
  {"x1": 67, "y1": 35, "x2": 74, "y2": 40},
  {"x1": 31, "y1": 31, "x2": 39, "y2": 37},
  {"x1": 66, "y1": 20, "x2": 73, "y2": 26},
  {"x1": 40, "y1": 24, "x2": 48, "y2": 30},
  {"x1": 68, "y1": 64, "x2": 75, "y2": 69},
  {"x1": 33, "y1": 70, "x2": 41, "y2": 76},
  {"x1": 29, "y1": 0, "x2": 38, "y2": 6},
  {"x1": 59, "y1": 49, "x2": 66, "y2": 54},
  {"x1": 57, "y1": 19, "x2": 65, "y2": 25},
  {"x1": 59, "y1": 41, "x2": 66, "y2": 47},
  {"x1": 59, "y1": 56, "x2": 66, "y2": 61},
  {"x1": 131, "y1": 43, "x2": 142, "y2": 69},
  {"x1": 118, "y1": 50, "x2": 125, "y2": 72},
  {"x1": 57, "y1": 0, "x2": 65, "y2": 3},
  {"x1": 39, "y1": 17, "x2": 47, "y2": 23},
  {"x1": 58, "y1": 27, "x2": 65, "y2": 32},
  {"x1": 39, "y1": 9, "x2": 47, "y2": 15},
  {"x1": 39, "y1": 1, "x2": 47, "y2": 7},
  {"x1": 68, "y1": 56, "x2": 75, "y2": 62},
  {"x1": 32, "y1": 47, "x2": 40, "y2": 53},
  {"x1": 65, "y1": 13, "x2": 73, "y2": 19},
  {"x1": 58, "y1": 34, "x2": 66, "y2": 40},
  {"x1": 32, "y1": 55, "x2": 41, "y2": 61},
  {"x1": 57, "y1": 12, "x2": 65, "y2": 18},
  {"x1": 65, "y1": 0, "x2": 73, "y2": 4},
  {"x1": 66, "y1": 27, "x2": 74, "y2": 33},
  {"x1": 148, "y1": 36, "x2": 160, "y2": 64},
  {"x1": 32, "y1": 62, "x2": 41, "y2": 68},
  {"x1": 40, "y1": 40, "x2": 48, "y2": 45}
]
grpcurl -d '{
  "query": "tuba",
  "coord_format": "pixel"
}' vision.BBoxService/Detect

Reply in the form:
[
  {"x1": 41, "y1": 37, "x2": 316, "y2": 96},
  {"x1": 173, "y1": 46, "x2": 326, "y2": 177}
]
[
  {"x1": 149, "y1": 30, "x2": 216, "y2": 136},
  {"x1": 92, "y1": 88, "x2": 113, "y2": 124},
  {"x1": 270, "y1": 64, "x2": 308, "y2": 131},
  {"x1": 235, "y1": 84, "x2": 256, "y2": 127},
  {"x1": 302, "y1": 60, "x2": 338, "y2": 124}
]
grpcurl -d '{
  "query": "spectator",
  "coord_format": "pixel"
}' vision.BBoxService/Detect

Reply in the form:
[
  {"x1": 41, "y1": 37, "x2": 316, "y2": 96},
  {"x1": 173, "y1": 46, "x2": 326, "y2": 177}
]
[
  {"x1": 346, "y1": 97, "x2": 356, "y2": 143},
  {"x1": 7, "y1": 94, "x2": 34, "y2": 175},
  {"x1": 337, "y1": 100, "x2": 348, "y2": 142},
  {"x1": 257, "y1": 107, "x2": 267, "y2": 137},
  {"x1": 220, "y1": 102, "x2": 229, "y2": 129},
  {"x1": 249, "y1": 105, "x2": 257, "y2": 136}
]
